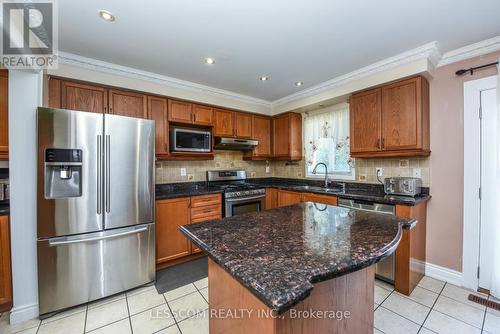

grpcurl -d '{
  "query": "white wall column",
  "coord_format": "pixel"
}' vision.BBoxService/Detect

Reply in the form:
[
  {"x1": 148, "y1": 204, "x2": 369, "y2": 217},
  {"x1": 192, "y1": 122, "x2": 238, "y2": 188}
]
[{"x1": 8, "y1": 70, "x2": 43, "y2": 323}]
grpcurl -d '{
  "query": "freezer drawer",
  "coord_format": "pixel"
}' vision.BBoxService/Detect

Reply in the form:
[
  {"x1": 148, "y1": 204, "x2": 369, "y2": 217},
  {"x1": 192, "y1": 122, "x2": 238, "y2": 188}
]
[{"x1": 37, "y1": 223, "x2": 155, "y2": 315}]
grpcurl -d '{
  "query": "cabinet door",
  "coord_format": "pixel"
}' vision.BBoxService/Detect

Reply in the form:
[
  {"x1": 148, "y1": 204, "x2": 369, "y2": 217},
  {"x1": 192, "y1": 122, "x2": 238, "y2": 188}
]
[
  {"x1": 234, "y1": 112, "x2": 252, "y2": 138},
  {"x1": 214, "y1": 109, "x2": 234, "y2": 137},
  {"x1": 156, "y1": 198, "x2": 191, "y2": 264},
  {"x1": 108, "y1": 89, "x2": 148, "y2": 119},
  {"x1": 61, "y1": 80, "x2": 108, "y2": 114},
  {"x1": 265, "y1": 188, "x2": 278, "y2": 210},
  {"x1": 168, "y1": 100, "x2": 192, "y2": 124},
  {"x1": 0, "y1": 216, "x2": 12, "y2": 312},
  {"x1": 0, "y1": 71, "x2": 8, "y2": 160},
  {"x1": 252, "y1": 115, "x2": 271, "y2": 157},
  {"x1": 277, "y1": 190, "x2": 302, "y2": 207},
  {"x1": 289, "y1": 113, "x2": 303, "y2": 160},
  {"x1": 193, "y1": 104, "x2": 213, "y2": 126},
  {"x1": 302, "y1": 193, "x2": 337, "y2": 206},
  {"x1": 381, "y1": 77, "x2": 421, "y2": 151},
  {"x1": 350, "y1": 88, "x2": 381, "y2": 153},
  {"x1": 148, "y1": 96, "x2": 169, "y2": 157},
  {"x1": 273, "y1": 115, "x2": 290, "y2": 157}
]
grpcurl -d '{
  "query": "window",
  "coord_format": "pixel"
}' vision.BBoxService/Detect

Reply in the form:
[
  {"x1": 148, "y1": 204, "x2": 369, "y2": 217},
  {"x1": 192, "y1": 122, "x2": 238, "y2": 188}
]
[{"x1": 304, "y1": 103, "x2": 355, "y2": 180}]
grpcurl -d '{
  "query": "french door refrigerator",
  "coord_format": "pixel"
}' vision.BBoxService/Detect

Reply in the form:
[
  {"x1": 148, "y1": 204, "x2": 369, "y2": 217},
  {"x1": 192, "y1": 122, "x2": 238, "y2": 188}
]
[{"x1": 37, "y1": 107, "x2": 155, "y2": 316}]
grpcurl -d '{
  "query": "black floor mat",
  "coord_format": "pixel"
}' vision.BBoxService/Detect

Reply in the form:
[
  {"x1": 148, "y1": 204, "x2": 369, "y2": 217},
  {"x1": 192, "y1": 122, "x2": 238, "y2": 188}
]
[{"x1": 155, "y1": 256, "x2": 208, "y2": 294}]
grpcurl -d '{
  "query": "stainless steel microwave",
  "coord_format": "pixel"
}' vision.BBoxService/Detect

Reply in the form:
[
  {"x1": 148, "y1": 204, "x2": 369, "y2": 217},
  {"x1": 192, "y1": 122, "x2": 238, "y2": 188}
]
[{"x1": 169, "y1": 127, "x2": 211, "y2": 153}]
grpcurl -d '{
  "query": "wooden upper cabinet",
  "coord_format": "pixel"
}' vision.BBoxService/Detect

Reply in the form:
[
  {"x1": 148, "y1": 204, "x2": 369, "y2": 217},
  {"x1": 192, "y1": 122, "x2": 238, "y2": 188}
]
[
  {"x1": 214, "y1": 108, "x2": 234, "y2": 137},
  {"x1": 272, "y1": 112, "x2": 302, "y2": 160},
  {"x1": 60, "y1": 80, "x2": 108, "y2": 114},
  {"x1": 168, "y1": 99, "x2": 192, "y2": 124},
  {"x1": 243, "y1": 115, "x2": 271, "y2": 160},
  {"x1": 349, "y1": 88, "x2": 381, "y2": 153},
  {"x1": 234, "y1": 112, "x2": 252, "y2": 138},
  {"x1": 0, "y1": 215, "x2": 12, "y2": 312},
  {"x1": 148, "y1": 96, "x2": 169, "y2": 157},
  {"x1": 350, "y1": 75, "x2": 430, "y2": 158},
  {"x1": 381, "y1": 76, "x2": 423, "y2": 151},
  {"x1": 0, "y1": 71, "x2": 8, "y2": 160},
  {"x1": 108, "y1": 89, "x2": 148, "y2": 119},
  {"x1": 156, "y1": 197, "x2": 191, "y2": 264},
  {"x1": 192, "y1": 104, "x2": 213, "y2": 126}
]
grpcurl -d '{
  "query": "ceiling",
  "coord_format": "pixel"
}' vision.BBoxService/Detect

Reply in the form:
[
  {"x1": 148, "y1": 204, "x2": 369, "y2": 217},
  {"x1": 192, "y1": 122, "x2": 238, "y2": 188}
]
[{"x1": 58, "y1": 0, "x2": 500, "y2": 101}]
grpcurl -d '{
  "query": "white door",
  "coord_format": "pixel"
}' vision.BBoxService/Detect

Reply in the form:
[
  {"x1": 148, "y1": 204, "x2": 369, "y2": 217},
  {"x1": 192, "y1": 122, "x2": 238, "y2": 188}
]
[{"x1": 479, "y1": 87, "x2": 498, "y2": 290}]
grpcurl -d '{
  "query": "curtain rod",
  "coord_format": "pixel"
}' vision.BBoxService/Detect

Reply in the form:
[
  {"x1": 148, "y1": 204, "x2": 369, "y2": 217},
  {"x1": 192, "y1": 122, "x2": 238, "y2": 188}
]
[{"x1": 455, "y1": 61, "x2": 499, "y2": 76}]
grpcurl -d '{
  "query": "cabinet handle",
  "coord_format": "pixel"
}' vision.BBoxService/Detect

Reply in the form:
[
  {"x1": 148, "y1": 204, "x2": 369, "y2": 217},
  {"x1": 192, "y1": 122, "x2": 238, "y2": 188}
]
[
  {"x1": 381, "y1": 138, "x2": 385, "y2": 149},
  {"x1": 377, "y1": 139, "x2": 381, "y2": 149}
]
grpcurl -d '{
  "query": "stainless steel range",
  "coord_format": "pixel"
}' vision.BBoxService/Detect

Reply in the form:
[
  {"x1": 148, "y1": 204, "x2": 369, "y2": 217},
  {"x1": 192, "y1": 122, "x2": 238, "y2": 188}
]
[{"x1": 207, "y1": 170, "x2": 265, "y2": 217}]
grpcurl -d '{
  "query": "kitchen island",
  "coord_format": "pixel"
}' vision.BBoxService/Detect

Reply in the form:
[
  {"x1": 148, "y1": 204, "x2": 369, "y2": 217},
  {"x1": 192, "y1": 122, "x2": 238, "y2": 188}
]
[{"x1": 180, "y1": 203, "x2": 412, "y2": 334}]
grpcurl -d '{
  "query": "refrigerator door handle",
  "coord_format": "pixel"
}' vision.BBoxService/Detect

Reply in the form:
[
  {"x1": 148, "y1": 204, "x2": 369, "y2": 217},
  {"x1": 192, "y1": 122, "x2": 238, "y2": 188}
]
[
  {"x1": 105, "y1": 135, "x2": 111, "y2": 213},
  {"x1": 48, "y1": 226, "x2": 148, "y2": 246},
  {"x1": 97, "y1": 135, "x2": 102, "y2": 214}
]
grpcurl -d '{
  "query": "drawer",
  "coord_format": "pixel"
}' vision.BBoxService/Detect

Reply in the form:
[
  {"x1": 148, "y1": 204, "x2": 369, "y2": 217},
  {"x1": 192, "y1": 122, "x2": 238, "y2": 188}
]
[
  {"x1": 191, "y1": 214, "x2": 222, "y2": 224},
  {"x1": 191, "y1": 194, "x2": 222, "y2": 208},
  {"x1": 191, "y1": 205, "x2": 222, "y2": 220}
]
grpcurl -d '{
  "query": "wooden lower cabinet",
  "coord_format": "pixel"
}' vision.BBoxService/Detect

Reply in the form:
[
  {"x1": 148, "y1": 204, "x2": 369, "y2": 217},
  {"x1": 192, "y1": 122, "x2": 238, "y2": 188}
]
[
  {"x1": 265, "y1": 188, "x2": 278, "y2": 210},
  {"x1": 394, "y1": 202, "x2": 427, "y2": 295},
  {"x1": 302, "y1": 193, "x2": 338, "y2": 206},
  {"x1": 277, "y1": 190, "x2": 303, "y2": 207},
  {"x1": 156, "y1": 198, "x2": 191, "y2": 265},
  {"x1": 0, "y1": 215, "x2": 12, "y2": 312},
  {"x1": 156, "y1": 194, "x2": 222, "y2": 268}
]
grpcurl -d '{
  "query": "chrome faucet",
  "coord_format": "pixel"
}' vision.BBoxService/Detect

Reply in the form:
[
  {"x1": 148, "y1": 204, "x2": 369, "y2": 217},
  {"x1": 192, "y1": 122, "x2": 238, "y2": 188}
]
[{"x1": 312, "y1": 162, "x2": 329, "y2": 188}]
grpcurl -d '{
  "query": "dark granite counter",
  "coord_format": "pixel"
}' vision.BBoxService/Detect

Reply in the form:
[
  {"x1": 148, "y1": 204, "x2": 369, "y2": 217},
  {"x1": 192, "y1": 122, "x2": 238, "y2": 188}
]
[
  {"x1": 180, "y1": 203, "x2": 410, "y2": 314},
  {"x1": 0, "y1": 203, "x2": 9, "y2": 216},
  {"x1": 156, "y1": 177, "x2": 431, "y2": 206},
  {"x1": 156, "y1": 182, "x2": 223, "y2": 200}
]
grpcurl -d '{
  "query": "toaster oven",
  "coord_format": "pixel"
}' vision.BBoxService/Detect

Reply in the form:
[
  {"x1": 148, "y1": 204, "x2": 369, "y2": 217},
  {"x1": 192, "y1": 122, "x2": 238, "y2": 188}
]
[
  {"x1": 0, "y1": 180, "x2": 9, "y2": 201},
  {"x1": 384, "y1": 177, "x2": 422, "y2": 197}
]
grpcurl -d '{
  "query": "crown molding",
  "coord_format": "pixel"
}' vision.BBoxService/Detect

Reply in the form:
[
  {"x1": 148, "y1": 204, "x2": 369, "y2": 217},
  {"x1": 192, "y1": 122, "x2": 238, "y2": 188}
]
[
  {"x1": 56, "y1": 52, "x2": 272, "y2": 108},
  {"x1": 437, "y1": 35, "x2": 500, "y2": 67},
  {"x1": 270, "y1": 42, "x2": 441, "y2": 109}
]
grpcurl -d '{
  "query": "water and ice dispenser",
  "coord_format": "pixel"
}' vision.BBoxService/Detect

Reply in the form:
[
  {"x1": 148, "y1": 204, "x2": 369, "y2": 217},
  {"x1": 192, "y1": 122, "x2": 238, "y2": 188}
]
[{"x1": 44, "y1": 148, "x2": 83, "y2": 198}]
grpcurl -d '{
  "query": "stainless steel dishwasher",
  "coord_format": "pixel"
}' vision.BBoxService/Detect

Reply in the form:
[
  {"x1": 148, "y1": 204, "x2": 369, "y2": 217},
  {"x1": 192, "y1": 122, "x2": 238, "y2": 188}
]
[{"x1": 338, "y1": 198, "x2": 396, "y2": 284}]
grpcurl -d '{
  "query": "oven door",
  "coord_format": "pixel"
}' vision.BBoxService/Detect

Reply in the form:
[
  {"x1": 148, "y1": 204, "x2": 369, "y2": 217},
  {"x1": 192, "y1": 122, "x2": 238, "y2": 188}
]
[{"x1": 225, "y1": 194, "x2": 265, "y2": 217}]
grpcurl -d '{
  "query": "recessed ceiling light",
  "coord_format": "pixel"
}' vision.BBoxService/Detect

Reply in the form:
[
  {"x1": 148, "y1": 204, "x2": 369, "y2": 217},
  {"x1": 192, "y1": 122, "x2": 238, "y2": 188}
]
[
  {"x1": 259, "y1": 76, "x2": 269, "y2": 81},
  {"x1": 98, "y1": 10, "x2": 115, "y2": 22},
  {"x1": 205, "y1": 57, "x2": 215, "y2": 65},
  {"x1": 295, "y1": 81, "x2": 303, "y2": 86}
]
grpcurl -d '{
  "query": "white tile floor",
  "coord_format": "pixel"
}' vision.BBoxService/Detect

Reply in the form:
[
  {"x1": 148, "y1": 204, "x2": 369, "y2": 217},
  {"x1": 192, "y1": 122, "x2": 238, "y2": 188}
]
[{"x1": 0, "y1": 276, "x2": 499, "y2": 334}]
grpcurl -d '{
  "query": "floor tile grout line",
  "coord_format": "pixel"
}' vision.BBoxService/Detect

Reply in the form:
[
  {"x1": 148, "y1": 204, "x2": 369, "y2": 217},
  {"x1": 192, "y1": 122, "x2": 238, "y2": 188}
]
[
  {"x1": 431, "y1": 308, "x2": 485, "y2": 331},
  {"x1": 391, "y1": 288, "x2": 438, "y2": 309},
  {"x1": 192, "y1": 281, "x2": 209, "y2": 304},
  {"x1": 480, "y1": 303, "x2": 487, "y2": 332},
  {"x1": 83, "y1": 304, "x2": 88, "y2": 333},
  {"x1": 162, "y1": 293, "x2": 182, "y2": 334},
  {"x1": 163, "y1": 284, "x2": 200, "y2": 303},
  {"x1": 418, "y1": 281, "x2": 446, "y2": 333},
  {"x1": 125, "y1": 291, "x2": 134, "y2": 334}
]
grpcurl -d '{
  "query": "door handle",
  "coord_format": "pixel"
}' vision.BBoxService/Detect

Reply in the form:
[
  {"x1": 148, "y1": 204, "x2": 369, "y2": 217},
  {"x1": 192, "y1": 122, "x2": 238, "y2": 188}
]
[
  {"x1": 48, "y1": 226, "x2": 148, "y2": 246},
  {"x1": 105, "y1": 135, "x2": 111, "y2": 213},
  {"x1": 225, "y1": 195, "x2": 265, "y2": 203},
  {"x1": 97, "y1": 135, "x2": 102, "y2": 214}
]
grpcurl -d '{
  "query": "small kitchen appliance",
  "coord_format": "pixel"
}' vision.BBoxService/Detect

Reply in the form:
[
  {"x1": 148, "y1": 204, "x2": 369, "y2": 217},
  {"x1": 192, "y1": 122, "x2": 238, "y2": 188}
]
[{"x1": 384, "y1": 177, "x2": 422, "y2": 197}]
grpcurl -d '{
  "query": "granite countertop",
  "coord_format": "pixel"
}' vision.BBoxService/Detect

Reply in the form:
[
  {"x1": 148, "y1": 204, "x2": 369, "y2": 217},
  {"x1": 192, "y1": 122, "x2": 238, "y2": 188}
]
[
  {"x1": 180, "y1": 203, "x2": 410, "y2": 314},
  {"x1": 156, "y1": 177, "x2": 431, "y2": 206},
  {"x1": 0, "y1": 203, "x2": 9, "y2": 216}
]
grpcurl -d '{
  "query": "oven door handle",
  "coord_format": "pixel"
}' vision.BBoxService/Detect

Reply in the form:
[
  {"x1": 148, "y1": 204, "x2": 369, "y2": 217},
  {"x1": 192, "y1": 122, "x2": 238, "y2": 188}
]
[{"x1": 225, "y1": 195, "x2": 265, "y2": 202}]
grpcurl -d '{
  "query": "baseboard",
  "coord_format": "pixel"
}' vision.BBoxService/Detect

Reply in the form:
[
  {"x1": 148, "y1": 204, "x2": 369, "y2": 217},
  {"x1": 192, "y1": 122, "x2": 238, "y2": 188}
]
[
  {"x1": 9, "y1": 303, "x2": 39, "y2": 325},
  {"x1": 425, "y1": 262, "x2": 463, "y2": 287}
]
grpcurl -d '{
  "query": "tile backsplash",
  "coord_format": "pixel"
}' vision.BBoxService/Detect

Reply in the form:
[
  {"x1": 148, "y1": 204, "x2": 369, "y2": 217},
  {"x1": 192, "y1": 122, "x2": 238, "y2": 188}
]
[
  {"x1": 155, "y1": 151, "x2": 271, "y2": 183},
  {"x1": 155, "y1": 152, "x2": 430, "y2": 187}
]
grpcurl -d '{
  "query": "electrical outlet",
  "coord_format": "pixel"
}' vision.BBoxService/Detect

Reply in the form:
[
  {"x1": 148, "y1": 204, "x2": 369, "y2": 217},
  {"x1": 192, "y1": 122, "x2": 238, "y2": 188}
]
[
  {"x1": 399, "y1": 159, "x2": 409, "y2": 168},
  {"x1": 180, "y1": 168, "x2": 186, "y2": 176},
  {"x1": 297, "y1": 172, "x2": 303, "y2": 177},
  {"x1": 265, "y1": 165, "x2": 270, "y2": 173},
  {"x1": 413, "y1": 168, "x2": 422, "y2": 178},
  {"x1": 376, "y1": 167, "x2": 383, "y2": 177},
  {"x1": 359, "y1": 174, "x2": 367, "y2": 181},
  {"x1": 187, "y1": 174, "x2": 194, "y2": 180},
  {"x1": 250, "y1": 171, "x2": 256, "y2": 177},
  {"x1": 215, "y1": 162, "x2": 221, "y2": 168},
  {"x1": 155, "y1": 162, "x2": 162, "y2": 170}
]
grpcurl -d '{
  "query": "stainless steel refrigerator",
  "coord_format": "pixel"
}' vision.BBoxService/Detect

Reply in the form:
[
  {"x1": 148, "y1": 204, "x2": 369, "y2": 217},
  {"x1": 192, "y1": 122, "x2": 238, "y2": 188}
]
[{"x1": 36, "y1": 107, "x2": 155, "y2": 316}]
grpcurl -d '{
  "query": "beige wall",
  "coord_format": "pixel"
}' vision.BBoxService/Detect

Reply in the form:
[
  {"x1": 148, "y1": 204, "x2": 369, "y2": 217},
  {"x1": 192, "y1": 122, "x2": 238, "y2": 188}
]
[{"x1": 427, "y1": 51, "x2": 500, "y2": 272}]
